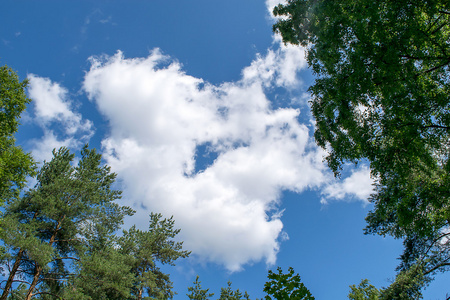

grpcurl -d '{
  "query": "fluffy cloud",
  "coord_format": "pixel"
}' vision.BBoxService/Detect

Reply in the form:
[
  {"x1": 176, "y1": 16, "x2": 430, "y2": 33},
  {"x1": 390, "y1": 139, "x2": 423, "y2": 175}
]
[
  {"x1": 242, "y1": 44, "x2": 307, "y2": 88},
  {"x1": 23, "y1": 8, "x2": 372, "y2": 271},
  {"x1": 82, "y1": 45, "x2": 327, "y2": 270},
  {"x1": 321, "y1": 166, "x2": 374, "y2": 204},
  {"x1": 24, "y1": 0, "x2": 372, "y2": 270},
  {"x1": 27, "y1": 75, "x2": 94, "y2": 162}
]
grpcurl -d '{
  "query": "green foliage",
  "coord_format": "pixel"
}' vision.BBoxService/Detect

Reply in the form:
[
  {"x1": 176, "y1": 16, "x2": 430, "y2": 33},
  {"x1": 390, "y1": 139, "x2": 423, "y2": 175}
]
[
  {"x1": 273, "y1": 0, "x2": 450, "y2": 296},
  {"x1": 187, "y1": 276, "x2": 214, "y2": 300},
  {"x1": 218, "y1": 281, "x2": 250, "y2": 300},
  {"x1": 273, "y1": 0, "x2": 449, "y2": 175},
  {"x1": 0, "y1": 144, "x2": 190, "y2": 300},
  {"x1": 379, "y1": 263, "x2": 427, "y2": 300},
  {"x1": 6, "y1": 283, "x2": 28, "y2": 300},
  {"x1": 0, "y1": 64, "x2": 35, "y2": 222},
  {"x1": 118, "y1": 213, "x2": 191, "y2": 299},
  {"x1": 348, "y1": 279, "x2": 380, "y2": 300},
  {"x1": 263, "y1": 267, "x2": 314, "y2": 300},
  {"x1": 66, "y1": 245, "x2": 135, "y2": 300},
  {"x1": 0, "y1": 145, "x2": 133, "y2": 300},
  {"x1": 61, "y1": 213, "x2": 190, "y2": 300}
]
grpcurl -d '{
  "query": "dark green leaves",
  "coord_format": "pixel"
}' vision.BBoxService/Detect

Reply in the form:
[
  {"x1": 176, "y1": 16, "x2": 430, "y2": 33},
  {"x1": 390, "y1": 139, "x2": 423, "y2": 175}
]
[
  {"x1": 273, "y1": 0, "x2": 450, "y2": 296},
  {"x1": 264, "y1": 267, "x2": 314, "y2": 300}
]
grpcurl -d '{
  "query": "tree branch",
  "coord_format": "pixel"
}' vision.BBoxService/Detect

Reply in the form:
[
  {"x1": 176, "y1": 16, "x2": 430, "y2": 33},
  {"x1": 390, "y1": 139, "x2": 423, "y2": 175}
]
[
  {"x1": 32, "y1": 291, "x2": 66, "y2": 300},
  {"x1": 11, "y1": 279, "x2": 31, "y2": 285},
  {"x1": 424, "y1": 261, "x2": 450, "y2": 276},
  {"x1": 421, "y1": 124, "x2": 450, "y2": 130},
  {"x1": 422, "y1": 59, "x2": 450, "y2": 74},
  {"x1": 53, "y1": 256, "x2": 81, "y2": 262}
]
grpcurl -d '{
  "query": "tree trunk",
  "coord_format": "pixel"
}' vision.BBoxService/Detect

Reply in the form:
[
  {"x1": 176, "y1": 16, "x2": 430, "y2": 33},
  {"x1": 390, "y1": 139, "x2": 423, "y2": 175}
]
[
  {"x1": 0, "y1": 248, "x2": 25, "y2": 300},
  {"x1": 25, "y1": 215, "x2": 65, "y2": 300},
  {"x1": 1, "y1": 212, "x2": 39, "y2": 300},
  {"x1": 25, "y1": 264, "x2": 42, "y2": 300},
  {"x1": 138, "y1": 288, "x2": 143, "y2": 300}
]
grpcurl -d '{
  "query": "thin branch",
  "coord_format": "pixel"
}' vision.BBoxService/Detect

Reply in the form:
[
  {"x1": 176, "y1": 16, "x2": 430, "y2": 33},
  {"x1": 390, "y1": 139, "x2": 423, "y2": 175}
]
[
  {"x1": 424, "y1": 231, "x2": 450, "y2": 256},
  {"x1": 399, "y1": 54, "x2": 449, "y2": 61},
  {"x1": 53, "y1": 256, "x2": 81, "y2": 262},
  {"x1": 53, "y1": 238, "x2": 83, "y2": 243},
  {"x1": 41, "y1": 277, "x2": 70, "y2": 282},
  {"x1": 422, "y1": 59, "x2": 450, "y2": 74},
  {"x1": 11, "y1": 279, "x2": 31, "y2": 285},
  {"x1": 422, "y1": 124, "x2": 450, "y2": 130},
  {"x1": 430, "y1": 20, "x2": 449, "y2": 35},
  {"x1": 424, "y1": 261, "x2": 450, "y2": 276},
  {"x1": 32, "y1": 291, "x2": 66, "y2": 300},
  {"x1": 426, "y1": 14, "x2": 444, "y2": 33}
]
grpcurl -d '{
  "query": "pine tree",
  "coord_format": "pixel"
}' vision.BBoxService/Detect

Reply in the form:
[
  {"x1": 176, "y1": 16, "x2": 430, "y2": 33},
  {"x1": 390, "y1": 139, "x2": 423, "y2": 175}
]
[
  {"x1": 187, "y1": 276, "x2": 214, "y2": 300},
  {"x1": 0, "y1": 145, "x2": 133, "y2": 300},
  {"x1": 218, "y1": 281, "x2": 251, "y2": 300},
  {"x1": 118, "y1": 213, "x2": 191, "y2": 300}
]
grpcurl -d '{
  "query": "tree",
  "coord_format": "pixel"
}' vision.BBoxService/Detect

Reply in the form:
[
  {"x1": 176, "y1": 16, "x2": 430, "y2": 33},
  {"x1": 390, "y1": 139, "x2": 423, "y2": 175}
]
[
  {"x1": 61, "y1": 213, "x2": 190, "y2": 300},
  {"x1": 348, "y1": 279, "x2": 380, "y2": 300},
  {"x1": 0, "y1": 145, "x2": 133, "y2": 300},
  {"x1": 65, "y1": 243, "x2": 135, "y2": 300},
  {"x1": 118, "y1": 213, "x2": 191, "y2": 300},
  {"x1": 273, "y1": 0, "x2": 450, "y2": 295},
  {"x1": 263, "y1": 267, "x2": 314, "y2": 300},
  {"x1": 379, "y1": 263, "x2": 428, "y2": 300},
  {"x1": 0, "y1": 65, "x2": 35, "y2": 223},
  {"x1": 218, "y1": 281, "x2": 251, "y2": 300},
  {"x1": 186, "y1": 276, "x2": 214, "y2": 300}
]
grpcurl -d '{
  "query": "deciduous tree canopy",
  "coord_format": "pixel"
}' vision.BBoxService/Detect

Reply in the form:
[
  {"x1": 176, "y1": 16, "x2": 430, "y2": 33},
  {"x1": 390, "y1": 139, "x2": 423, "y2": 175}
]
[
  {"x1": 263, "y1": 267, "x2": 314, "y2": 300},
  {"x1": 0, "y1": 65, "x2": 35, "y2": 214},
  {"x1": 273, "y1": 0, "x2": 450, "y2": 296}
]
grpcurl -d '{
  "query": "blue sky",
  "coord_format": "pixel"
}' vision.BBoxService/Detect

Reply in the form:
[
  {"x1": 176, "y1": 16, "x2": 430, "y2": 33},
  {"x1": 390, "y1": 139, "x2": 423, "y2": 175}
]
[{"x1": 1, "y1": 1, "x2": 447, "y2": 298}]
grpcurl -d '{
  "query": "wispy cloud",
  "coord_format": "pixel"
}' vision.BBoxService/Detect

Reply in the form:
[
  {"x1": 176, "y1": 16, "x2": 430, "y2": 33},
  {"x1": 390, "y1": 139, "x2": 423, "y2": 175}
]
[{"x1": 73, "y1": 9, "x2": 114, "y2": 53}]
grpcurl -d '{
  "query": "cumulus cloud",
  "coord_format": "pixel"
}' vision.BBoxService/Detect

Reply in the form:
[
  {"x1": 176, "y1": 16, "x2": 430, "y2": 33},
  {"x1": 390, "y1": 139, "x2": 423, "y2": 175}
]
[
  {"x1": 22, "y1": 0, "x2": 370, "y2": 271},
  {"x1": 321, "y1": 166, "x2": 374, "y2": 204},
  {"x1": 27, "y1": 75, "x2": 94, "y2": 162},
  {"x1": 242, "y1": 44, "x2": 307, "y2": 88},
  {"x1": 82, "y1": 47, "x2": 326, "y2": 271}
]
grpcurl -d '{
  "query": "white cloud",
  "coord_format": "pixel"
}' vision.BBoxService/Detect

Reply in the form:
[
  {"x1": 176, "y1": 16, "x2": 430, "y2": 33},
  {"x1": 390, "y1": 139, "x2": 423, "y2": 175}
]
[
  {"x1": 265, "y1": 0, "x2": 287, "y2": 17},
  {"x1": 27, "y1": 75, "x2": 94, "y2": 162},
  {"x1": 22, "y1": 0, "x2": 370, "y2": 270},
  {"x1": 242, "y1": 44, "x2": 307, "y2": 88},
  {"x1": 264, "y1": 0, "x2": 308, "y2": 88},
  {"x1": 83, "y1": 48, "x2": 327, "y2": 271},
  {"x1": 29, "y1": 131, "x2": 80, "y2": 163},
  {"x1": 321, "y1": 166, "x2": 374, "y2": 204},
  {"x1": 28, "y1": 75, "x2": 93, "y2": 135}
]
